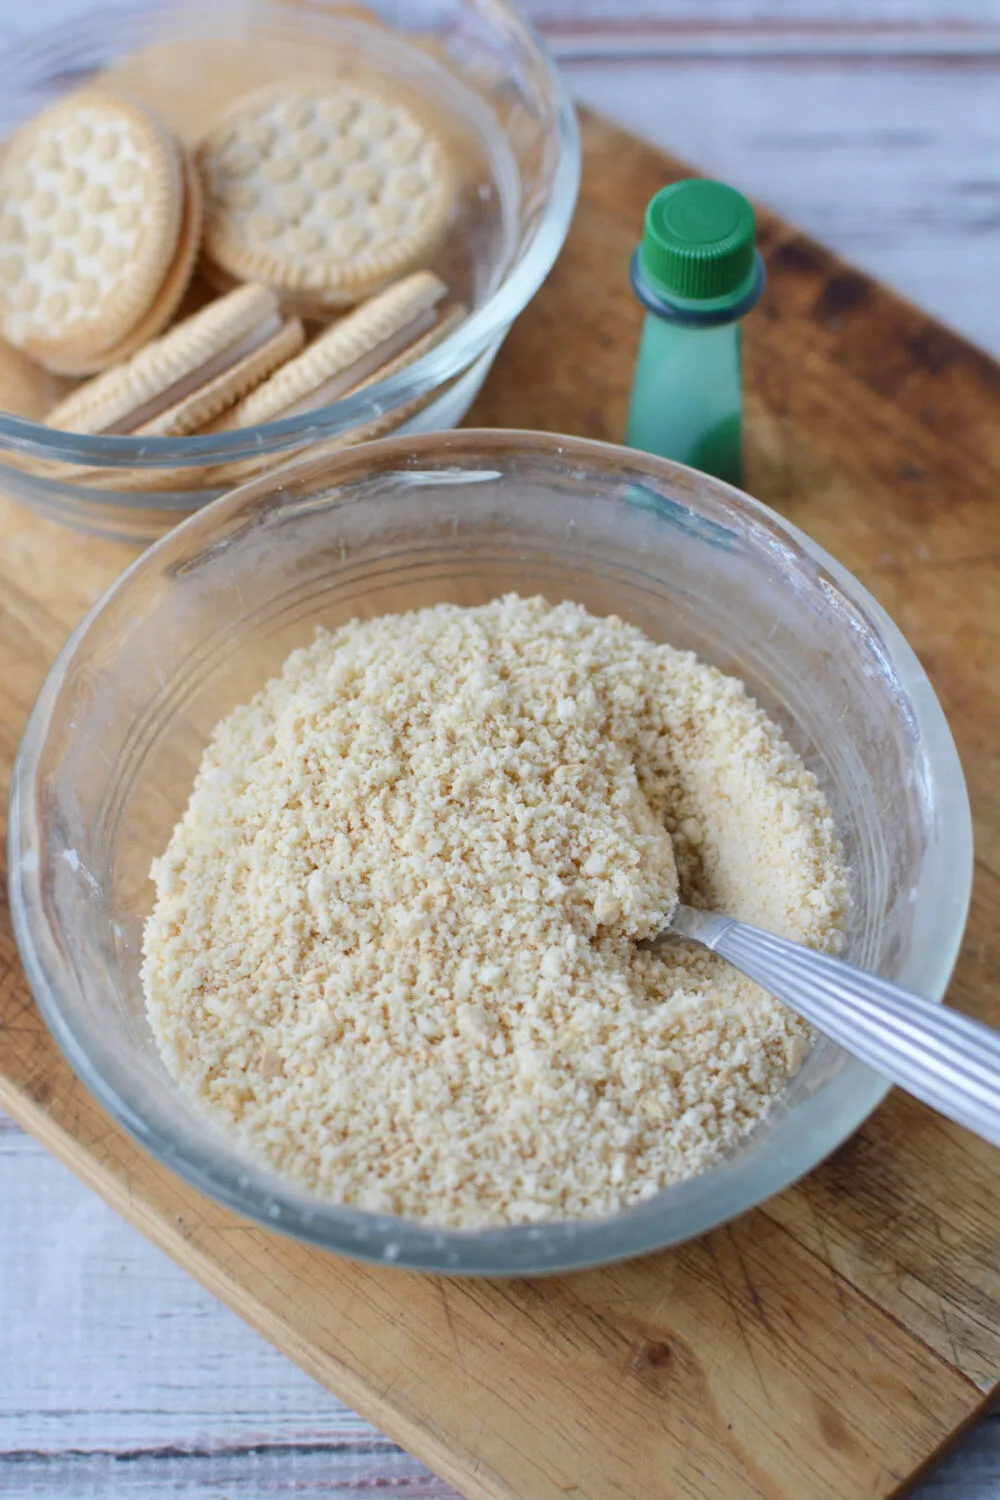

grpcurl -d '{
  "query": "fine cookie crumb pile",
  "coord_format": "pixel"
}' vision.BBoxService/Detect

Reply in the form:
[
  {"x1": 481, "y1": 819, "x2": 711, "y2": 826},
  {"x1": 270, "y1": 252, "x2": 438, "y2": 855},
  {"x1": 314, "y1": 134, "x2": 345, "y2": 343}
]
[{"x1": 142, "y1": 595, "x2": 847, "y2": 1228}]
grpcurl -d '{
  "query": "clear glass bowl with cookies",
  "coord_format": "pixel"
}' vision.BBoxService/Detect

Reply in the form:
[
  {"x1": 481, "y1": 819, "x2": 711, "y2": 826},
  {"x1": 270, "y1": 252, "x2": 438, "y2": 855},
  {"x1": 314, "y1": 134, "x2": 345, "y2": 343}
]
[{"x1": 0, "y1": 1, "x2": 579, "y2": 541}]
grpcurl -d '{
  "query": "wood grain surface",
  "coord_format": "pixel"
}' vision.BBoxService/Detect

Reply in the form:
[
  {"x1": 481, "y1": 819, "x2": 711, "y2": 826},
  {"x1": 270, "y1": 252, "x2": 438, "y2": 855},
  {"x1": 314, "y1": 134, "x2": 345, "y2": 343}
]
[
  {"x1": 7, "y1": 7, "x2": 1000, "y2": 1495},
  {"x1": 2, "y1": 104, "x2": 1000, "y2": 1500}
]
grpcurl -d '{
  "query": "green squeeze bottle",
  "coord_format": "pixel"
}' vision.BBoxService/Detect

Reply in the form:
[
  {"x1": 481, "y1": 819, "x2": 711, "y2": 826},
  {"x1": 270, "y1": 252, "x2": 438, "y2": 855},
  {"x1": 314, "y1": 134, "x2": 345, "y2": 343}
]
[{"x1": 625, "y1": 179, "x2": 765, "y2": 486}]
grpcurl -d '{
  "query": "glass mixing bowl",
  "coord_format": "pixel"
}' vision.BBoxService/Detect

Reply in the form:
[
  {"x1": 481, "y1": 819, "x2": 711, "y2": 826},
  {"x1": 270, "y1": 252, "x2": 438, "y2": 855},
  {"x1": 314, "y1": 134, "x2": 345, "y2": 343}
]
[
  {"x1": 0, "y1": 1, "x2": 578, "y2": 543},
  {"x1": 9, "y1": 430, "x2": 972, "y2": 1275}
]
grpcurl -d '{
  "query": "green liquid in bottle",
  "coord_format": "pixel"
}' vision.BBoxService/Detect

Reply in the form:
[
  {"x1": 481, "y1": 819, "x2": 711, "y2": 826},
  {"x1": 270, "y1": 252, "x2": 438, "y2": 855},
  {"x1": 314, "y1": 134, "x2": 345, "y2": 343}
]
[
  {"x1": 626, "y1": 317, "x2": 743, "y2": 486},
  {"x1": 624, "y1": 179, "x2": 764, "y2": 486}
]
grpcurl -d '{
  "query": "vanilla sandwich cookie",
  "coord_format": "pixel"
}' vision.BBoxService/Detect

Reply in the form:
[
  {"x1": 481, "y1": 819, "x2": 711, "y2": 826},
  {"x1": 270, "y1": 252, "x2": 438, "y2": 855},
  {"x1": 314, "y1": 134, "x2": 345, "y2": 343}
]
[
  {"x1": 317, "y1": 301, "x2": 467, "y2": 448},
  {"x1": 0, "y1": 91, "x2": 196, "y2": 374},
  {"x1": 199, "y1": 300, "x2": 466, "y2": 491},
  {"x1": 60, "y1": 150, "x2": 206, "y2": 378},
  {"x1": 47, "y1": 284, "x2": 304, "y2": 438},
  {"x1": 212, "y1": 271, "x2": 447, "y2": 430},
  {"x1": 196, "y1": 83, "x2": 454, "y2": 310}
]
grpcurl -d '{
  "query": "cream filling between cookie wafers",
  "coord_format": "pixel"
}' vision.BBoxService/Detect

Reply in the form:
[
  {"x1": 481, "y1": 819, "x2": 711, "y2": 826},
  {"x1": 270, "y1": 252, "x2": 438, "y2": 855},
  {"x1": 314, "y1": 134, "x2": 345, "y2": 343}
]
[
  {"x1": 102, "y1": 312, "x2": 285, "y2": 434},
  {"x1": 279, "y1": 308, "x2": 441, "y2": 420}
]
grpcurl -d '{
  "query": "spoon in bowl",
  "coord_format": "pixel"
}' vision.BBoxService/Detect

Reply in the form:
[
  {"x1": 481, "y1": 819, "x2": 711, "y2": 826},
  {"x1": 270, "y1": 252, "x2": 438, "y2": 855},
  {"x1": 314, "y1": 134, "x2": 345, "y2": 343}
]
[{"x1": 641, "y1": 904, "x2": 1000, "y2": 1148}]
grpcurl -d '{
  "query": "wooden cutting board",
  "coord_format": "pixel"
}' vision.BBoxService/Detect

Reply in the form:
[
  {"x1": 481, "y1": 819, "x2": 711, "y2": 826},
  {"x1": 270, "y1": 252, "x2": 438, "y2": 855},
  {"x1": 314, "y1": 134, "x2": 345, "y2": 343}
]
[{"x1": 2, "y1": 109, "x2": 1000, "y2": 1500}]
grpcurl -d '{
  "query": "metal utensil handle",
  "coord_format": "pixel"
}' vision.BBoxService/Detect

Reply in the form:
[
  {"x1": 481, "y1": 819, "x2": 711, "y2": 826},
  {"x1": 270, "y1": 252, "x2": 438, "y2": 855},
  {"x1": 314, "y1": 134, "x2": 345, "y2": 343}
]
[{"x1": 675, "y1": 907, "x2": 1000, "y2": 1147}]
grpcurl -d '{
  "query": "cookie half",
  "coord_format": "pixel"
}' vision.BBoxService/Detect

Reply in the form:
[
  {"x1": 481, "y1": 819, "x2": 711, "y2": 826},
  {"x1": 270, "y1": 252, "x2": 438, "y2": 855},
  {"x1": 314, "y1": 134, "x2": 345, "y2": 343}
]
[
  {"x1": 74, "y1": 300, "x2": 467, "y2": 496},
  {"x1": 196, "y1": 83, "x2": 453, "y2": 310},
  {"x1": 318, "y1": 300, "x2": 467, "y2": 447},
  {"x1": 48, "y1": 284, "x2": 303, "y2": 437},
  {"x1": 0, "y1": 91, "x2": 191, "y2": 373},
  {"x1": 199, "y1": 297, "x2": 466, "y2": 491},
  {"x1": 213, "y1": 271, "x2": 447, "y2": 429}
]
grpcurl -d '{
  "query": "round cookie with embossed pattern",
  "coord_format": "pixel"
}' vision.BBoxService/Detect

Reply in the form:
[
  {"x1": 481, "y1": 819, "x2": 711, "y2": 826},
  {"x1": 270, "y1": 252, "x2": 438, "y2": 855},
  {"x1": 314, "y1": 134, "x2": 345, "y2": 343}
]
[
  {"x1": 0, "y1": 91, "x2": 197, "y2": 374},
  {"x1": 196, "y1": 83, "x2": 454, "y2": 311}
]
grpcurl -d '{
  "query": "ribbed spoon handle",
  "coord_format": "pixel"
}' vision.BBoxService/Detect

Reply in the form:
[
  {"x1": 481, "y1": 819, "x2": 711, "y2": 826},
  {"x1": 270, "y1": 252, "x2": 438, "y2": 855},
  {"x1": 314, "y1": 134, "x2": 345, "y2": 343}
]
[{"x1": 659, "y1": 904, "x2": 1000, "y2": 1147}]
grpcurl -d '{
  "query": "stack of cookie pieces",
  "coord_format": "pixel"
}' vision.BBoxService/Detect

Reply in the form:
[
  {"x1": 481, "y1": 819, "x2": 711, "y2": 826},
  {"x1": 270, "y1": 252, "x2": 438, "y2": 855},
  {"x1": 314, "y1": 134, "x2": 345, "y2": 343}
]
[
  {"x1": 0, "y1": 75, "x2": 462, "y2": 475},
  {"x1": 45, "y1": 285, "x2": 303, "y2": 439}
]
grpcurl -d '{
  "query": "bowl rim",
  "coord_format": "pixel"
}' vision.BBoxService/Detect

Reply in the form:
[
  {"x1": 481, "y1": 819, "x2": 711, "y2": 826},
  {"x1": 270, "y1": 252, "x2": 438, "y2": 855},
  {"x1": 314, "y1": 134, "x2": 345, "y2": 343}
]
[
  {"x1": 0, "y1": 1, "x2": 581, "y2": 471},
  {"x1": 8, "y1": 429, "x2": 974, "y2": 1275}
]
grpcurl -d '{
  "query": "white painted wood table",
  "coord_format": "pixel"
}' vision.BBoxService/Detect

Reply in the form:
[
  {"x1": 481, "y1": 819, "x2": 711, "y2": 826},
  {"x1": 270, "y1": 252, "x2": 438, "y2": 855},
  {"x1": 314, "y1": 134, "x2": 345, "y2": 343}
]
[{"x1": 2, "y1": 2, "x2": 1000, "y2": 1496}]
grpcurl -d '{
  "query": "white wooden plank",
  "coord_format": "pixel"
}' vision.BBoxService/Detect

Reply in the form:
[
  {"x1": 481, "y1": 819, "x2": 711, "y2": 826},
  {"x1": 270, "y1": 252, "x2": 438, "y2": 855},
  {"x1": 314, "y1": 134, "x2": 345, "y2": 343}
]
[
  {"x1": 2, "y1": 1452, "x2": 458, "y2": 1498},
  {"x1": 0, "y1": 1128, "x2": 414, "y2": 1453},
  {"x1": 2, "y1": 1115, "x2": 999, "y2": 1498},
  {"x1": 0, "y1": 0, "x2": 109, "y2": 45},
  {"x1": 0, "y1": 1125, "x2": 460, "y2": 1496},
  {"x1": 558, "y1": 54, "x2": 1000, "y2": 356},
  {"x1": 547, "y1": 32, "x2": 1000, "y2": 59},
  {"x1": 521, "y1": 0, "x2": 1000, "y2": 55},
  {"x1": 2, "y1": 2, "x2": 1000, "y2": 1495},
  {"x1": 523, "y1": 0, "x2": 1000, "y2": 21}
]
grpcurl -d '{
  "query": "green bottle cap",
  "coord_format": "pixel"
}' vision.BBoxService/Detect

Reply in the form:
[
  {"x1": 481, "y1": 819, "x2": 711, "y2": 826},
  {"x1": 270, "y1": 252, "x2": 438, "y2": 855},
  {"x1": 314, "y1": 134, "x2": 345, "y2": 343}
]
[{"x1": 640, "y1": 179, "x2": 757, "y2": 307}]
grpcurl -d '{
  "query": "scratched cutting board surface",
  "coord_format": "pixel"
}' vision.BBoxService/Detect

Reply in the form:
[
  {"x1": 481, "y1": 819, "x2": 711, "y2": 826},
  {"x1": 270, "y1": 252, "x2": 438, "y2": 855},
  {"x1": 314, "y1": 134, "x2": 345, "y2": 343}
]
[{"x1": 2, "y1": 110, "x2": 1000, "y2": 1500}]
